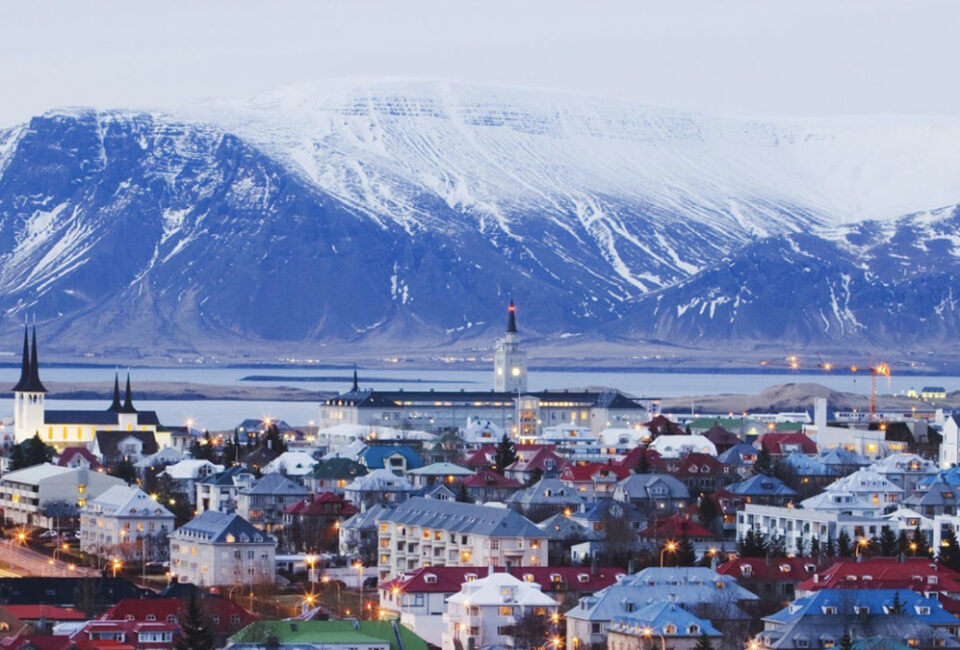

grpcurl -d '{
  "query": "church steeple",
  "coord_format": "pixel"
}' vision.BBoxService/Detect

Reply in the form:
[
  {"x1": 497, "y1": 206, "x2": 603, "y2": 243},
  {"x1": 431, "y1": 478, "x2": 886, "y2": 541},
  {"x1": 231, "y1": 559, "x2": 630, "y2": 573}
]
[
  {"x1": 507, "y1": 300, "x2": 518, "y2": 334},
  {"x1": 11, "y1": 326, "x2": 29, "y2": 392},
  {"x1": 351, "y1": 365, "x2": 359, "y2": 392},
  {"x1": 23, "y1": 327, "x2": 47, "y2": 393},
  {"x1": 108, "y1": 372, "x2": 122, "y2": 412},
  {"x1": 119, "y1": 372, "x2": 137, "y2": 413}
]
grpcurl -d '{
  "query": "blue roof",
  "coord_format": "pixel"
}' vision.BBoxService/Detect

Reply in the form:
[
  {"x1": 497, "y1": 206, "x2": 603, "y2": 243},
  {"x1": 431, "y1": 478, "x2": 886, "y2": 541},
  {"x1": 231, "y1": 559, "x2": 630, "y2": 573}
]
[
  {"x1": 612, "y1": 601, "x2": 720, "y2": 637},
  {"x1": 766, "y1": 589, "x2": 956, "y2": 626},
  {"x1": 780, "y1": 454, "x2": 836, "y2": 476},
  {"x1": 921, "y1": 466, "x2": 960, "y2": 488},
  {"x1": 359, "y1": 445, "x2": 423, "y2": 471},
  {"x1": 819, "y1": 447, "x2": 869, "y2": 467},
  {"x1": 173, "y1": 511, "x2": 274, "y2": 545},
  {"x1": 717, "y1": 443, "x2": 758, "y2": 466},
  {"x1": 726, "y1": 474, "x2": 798, "y2": 497}
]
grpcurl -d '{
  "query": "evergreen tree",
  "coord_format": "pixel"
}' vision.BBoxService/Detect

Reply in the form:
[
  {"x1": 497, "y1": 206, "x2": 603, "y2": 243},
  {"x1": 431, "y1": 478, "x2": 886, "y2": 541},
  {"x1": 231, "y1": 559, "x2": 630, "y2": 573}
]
[
  {"x1": 879, "y1": 526, "x2": 898, "y2": 556},
  {"x1": 221, "y1": 431, "x2": 240, "y2": 467},
  {"x1": 111, "y1": 458, "x2": 138, "y2": 485},
  {"x1": 634, "y1": 449, "x2": 651, "y2": 474},
  {"x1": 754, "y1": 447, "x2": 774, "y2": 476},
  {"x1": 263, "y1": 423, "x2": 288, "y2": 454},
  {"x1": 824, "y1": 534, "x2": 836, "y2": 557},
  {"x1": 839, "y1": 630, "x2": 854, "y2": 650},
  {"x1": 810, "y1": 536, "x2": 821, "y2": 558},
  {"x1": 837, "y1": 530, "x2": 852, "y2": 557},
  {"x1": 494, "y1": 433, "x2": 518, "y2": 475},
  {"x1": 676, "y1": 535, "x2": 697, "y2": 566},
  {"x1": 795, "y1": 534, "x2": 806, "y2": 557},
  {"x1": 769, "y1": 535, "x2": 787, "y2": 557},
  {"x1": 697, "y1": 494, "x2": 718, "y2": 531},
  {"x1": 913, "y1": 526, "x2": 933, "y2": 558},
  {"x1": 939, "y1": 528, "x2": 960, "y2": 572},
  {"x1": 890, "y1": 591, "x2": 904, "y2": 614},
  {"x1": 737, "y1": 529, "x2": 767, "y2": 558},
  {"x1": 176, "y1": 591, "x2": 215, "y2": 650},
  {"x1": 456, "y1": 482, "x2": 473, "y2": 503},
  {"x1": 8, "y1": 434, "x2": 54, "y2": 470},
  {"x1": 898, "y1": 529, "x2": 911, "y2": 555},
  {"x1": 685, "y1": 424, "x2": 693, "y2": 436},
  {"x1": 693, "y1": 632, "x2": 715, "y2": 650}
]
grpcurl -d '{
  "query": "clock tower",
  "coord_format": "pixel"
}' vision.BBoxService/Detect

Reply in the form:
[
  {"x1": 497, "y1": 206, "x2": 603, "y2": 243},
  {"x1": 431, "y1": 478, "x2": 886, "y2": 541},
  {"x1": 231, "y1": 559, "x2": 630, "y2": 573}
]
[{"x1": 493, "y1": 300, "x2": 527, "y2": 393}]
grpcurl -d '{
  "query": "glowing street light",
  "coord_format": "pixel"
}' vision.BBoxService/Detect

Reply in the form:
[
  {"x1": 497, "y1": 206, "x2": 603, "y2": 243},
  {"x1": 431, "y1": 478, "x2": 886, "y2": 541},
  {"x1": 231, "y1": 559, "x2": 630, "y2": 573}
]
[
  {"x1": 660, "y1": 541, "x2": 678, "y2": 567},
  {"x1": 322, "y1": 575, "x2": 342, "y2": 618},
  {"x1": 112, "y1": 559, "x2": 122, "y2": 578},
  {"x1": 855, "y1": 538, "x2": 869, "y2": 558},
  {"x1": 640, "y1": 626, "x2": 666, "y2": 650}
]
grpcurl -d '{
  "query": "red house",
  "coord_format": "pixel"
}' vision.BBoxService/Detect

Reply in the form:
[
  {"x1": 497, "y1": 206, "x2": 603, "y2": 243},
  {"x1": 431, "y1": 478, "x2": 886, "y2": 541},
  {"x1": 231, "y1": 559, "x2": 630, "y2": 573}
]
[{"x1": 756, "y1": 432, "x2": 818, "y2": 458}]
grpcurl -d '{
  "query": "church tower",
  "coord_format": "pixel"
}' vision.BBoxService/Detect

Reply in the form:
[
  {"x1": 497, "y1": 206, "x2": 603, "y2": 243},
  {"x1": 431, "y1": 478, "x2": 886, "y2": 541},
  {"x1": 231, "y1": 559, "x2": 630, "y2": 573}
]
[
  {"x1": 493, "y1": 300, "x2": 527, "y2": 393},
  {"x1": 12, "y1": 326, "x2": 47, "y2": 443}
]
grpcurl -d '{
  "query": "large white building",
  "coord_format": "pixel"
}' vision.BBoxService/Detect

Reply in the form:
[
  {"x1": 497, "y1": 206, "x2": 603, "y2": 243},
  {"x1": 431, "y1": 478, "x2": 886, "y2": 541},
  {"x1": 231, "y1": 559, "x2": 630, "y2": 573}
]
[
  {"x1": 493, "y1": 301, "x2": 527, "y2": 393},
  {"x1": 737, "y1": 503, "x2": 900, "y2": 552},
  {"x1": 9, "y1": 327, "x2": 165, "y2": 449},
  {"x1": 442, "y1": 571, "x2": 557, "y2": 650},
  {"x1": 0, "y1": 463, "x2": 126, "y2": 527},
  {"x1": 170, "y1": 510, "x2": 275, "y2": 587},
  {"x1": 376, "y1": 497, "x2": 548, "y2": 581},
  {"x1": 80, "y1": 486, "x2": 174, "y2": 561}
]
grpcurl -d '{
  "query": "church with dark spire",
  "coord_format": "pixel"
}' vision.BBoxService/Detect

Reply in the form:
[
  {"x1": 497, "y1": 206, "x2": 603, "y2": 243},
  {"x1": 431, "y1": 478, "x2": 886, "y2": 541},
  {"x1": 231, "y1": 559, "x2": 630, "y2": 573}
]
[{"x1": 10, "y1": 327, "x2": 162, "y2": 448}]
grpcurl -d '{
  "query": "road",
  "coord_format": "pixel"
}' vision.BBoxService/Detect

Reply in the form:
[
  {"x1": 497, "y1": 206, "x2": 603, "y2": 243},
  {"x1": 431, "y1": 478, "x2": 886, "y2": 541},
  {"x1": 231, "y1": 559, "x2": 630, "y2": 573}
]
[{"x1": 0, "y1": 541, "x2": 98, "y2": 577}]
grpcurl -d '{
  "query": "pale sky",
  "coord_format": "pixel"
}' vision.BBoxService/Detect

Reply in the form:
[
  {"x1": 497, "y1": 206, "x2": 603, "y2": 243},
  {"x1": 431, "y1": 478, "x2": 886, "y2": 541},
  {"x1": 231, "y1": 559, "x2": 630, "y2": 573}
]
[{"x1": 0, "y1": 0, "x2": 958, "y2": 128}]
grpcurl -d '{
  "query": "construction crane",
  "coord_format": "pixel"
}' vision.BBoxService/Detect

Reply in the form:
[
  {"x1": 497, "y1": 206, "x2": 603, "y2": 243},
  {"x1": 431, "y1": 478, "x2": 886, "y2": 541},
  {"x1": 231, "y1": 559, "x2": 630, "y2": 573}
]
[{"x1": 758, "y1": 356, "x2": 891, "y2": 420}]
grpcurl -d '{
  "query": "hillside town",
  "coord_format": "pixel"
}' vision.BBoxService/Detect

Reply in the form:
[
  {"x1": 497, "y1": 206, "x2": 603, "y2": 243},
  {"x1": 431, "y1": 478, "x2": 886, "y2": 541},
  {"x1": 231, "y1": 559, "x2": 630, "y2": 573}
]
[{"x1": 0, "y1": 306, "x2": 959, "y2": 650}]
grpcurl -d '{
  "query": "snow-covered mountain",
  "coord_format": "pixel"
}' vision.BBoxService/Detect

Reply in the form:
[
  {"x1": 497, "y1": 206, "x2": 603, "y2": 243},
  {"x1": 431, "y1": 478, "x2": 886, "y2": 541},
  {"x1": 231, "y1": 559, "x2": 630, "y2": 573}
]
[{"x1": 1, "y1": 80, "x2": 960, "y2": 358}]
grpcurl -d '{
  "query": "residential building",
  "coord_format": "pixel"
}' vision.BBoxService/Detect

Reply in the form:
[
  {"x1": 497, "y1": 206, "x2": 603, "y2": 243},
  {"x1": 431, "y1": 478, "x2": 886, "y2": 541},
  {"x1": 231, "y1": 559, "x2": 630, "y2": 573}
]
[
  {"x1": 903, "y1": 479, "x2": 960, "y2": 517},
  {"x1": 358, "y1": 445, "x2": 423, "y2": 475},
  {"x1": 872, "y1": 453, "x2": 939, "y2": 493},
  {"x1": 307, "y1": 457, "x2": 368, "y2": 494},
  {"x1": 612, "y1": 474, "x2": 690, "y2": 517},
  {"x1": 90, "y1": 430, "x2": 159, "y2": 465},
  {"x1": 756, "y1": 432, "x2": 818, "y2": 458},
  {"x1": 461, "y1": 469, "x2": 523, "y2": 503},
  {"x1": 195, "y1": 466, "x2": 257, "y2": 514},
  {"x1": 565, "y1": 567, "x2": 758, "y2": 650},
  {"x1": 717, "y1": 557, "x2": 826, "y2": 608},
  {"x1": 504, "y1": 446, "x2": 570, "y2": 484},
  {"x1": 738, "y1": 504, "x2": 897, "y2": 553},
  {"x1": 506, "y1": 478, "x2": 585, "y2": 519},
  {"x1": 666, "y1": 452, "x2": 732, "y2": 493},
  {"x1": 376, "y1": 497, "x2": 547, "y2": 581},
  {"x1": 339, "y1": 503, "x2": 392, "y2": 559},
  {"x1": 169, "y1": 511, "x2": 275, "y2": 587},
  {"x1": 607, "y1": 603, "x2": 721, "y2": 650},
  {"x1": 717, "y1": 443, "x2": 759, "y2": 478},
  {"x1": 639, "y1": 515, "x2": 718, "y2": 543},
  {"x1": 647, "y1": 435, "x2": 717, "y2": 460},
  {"x1": 100, "y1": 596, "x2": 255, "y2": 648},
  {"x1": 160, "y1": 460, "x2": 224, "y2": 504},
  {"x1": 235, "y1": 472, "x2": 310, "y2": 532},
  {"x1": 344, "y1": 468, "x2": 416, "y2": 509},
  {"x1": 0, "y1": 463, "x2": 126, "y2": 527},
  {"x1": 726, "y1": 474, "x2": 798, "y2": 507},
  {"x1": 261, "y1": 451, "x2": 318, "y2": 482},
  {"x1": 441, "y1": 571, "x2": 557, "y2": 650},
  {"x1": 795, "y1": 558, "x2": 960, "y2": 599},
  {"x1": 56, "y1": 447, "x2": 102, "y2": 471},
  {"x1": 407, "y1": 463, "x2": 475, "y2": 489},
  {"x1": 559, "y1": 463, "x2": 631, "y2": 502},
  {"x1": 282, "y1": 492, "x2": 358, "y2": 553},
  {"x1": 80, "y1": 486, "x2": 174, "y2": 561},
  {"x1": 71, "y1": 619, "x2": 180, "y2": 648}
]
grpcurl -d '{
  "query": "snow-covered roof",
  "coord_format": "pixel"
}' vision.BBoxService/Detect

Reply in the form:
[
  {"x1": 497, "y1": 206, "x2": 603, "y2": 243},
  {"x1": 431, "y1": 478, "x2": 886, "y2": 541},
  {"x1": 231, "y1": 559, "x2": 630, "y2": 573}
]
[
  {"x1": 345, "y1": 468, "x2": 415, "y2": 492},
  {"x1": 1, "y1": 462, "x2": 74, "y2": 485},
  {"x1": 262, "y1": 451, "x2": 318, "y2": 476},
  {"x1": 647, "y1": 435, "x2": 717, "y2": 459},
  {"x1": 448, "y1": 571, "x2": 556, "y2": 608},
  {"x1": 407, "y1": 462, "x2": 474, "y2": 477},
  {"x1": 160, "y1": 459, "x2": 224, "y2": 479},
  {"x1": 85, "y1": 486, "x2": 174, "y2": 518}
]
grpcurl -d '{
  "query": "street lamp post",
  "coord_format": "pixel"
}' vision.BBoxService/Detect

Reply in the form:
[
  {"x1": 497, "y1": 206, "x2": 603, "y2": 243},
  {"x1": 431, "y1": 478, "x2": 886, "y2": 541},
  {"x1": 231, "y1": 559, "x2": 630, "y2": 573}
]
[
  {"x1": 354, "y1": 562, "x2": 365, "y2": 619},
  {"x1": 660, "y1": 541, "x2": 678, "y2": 567},
  {"x1": 112, "y1": 559, "x2": 122, "y2": 578},
  {"x1": 856, "y1": 537, "x2": 869, "y2": 558},
  {"x1": 322, "y1": 575, "x2": 342, "y2": 618}
]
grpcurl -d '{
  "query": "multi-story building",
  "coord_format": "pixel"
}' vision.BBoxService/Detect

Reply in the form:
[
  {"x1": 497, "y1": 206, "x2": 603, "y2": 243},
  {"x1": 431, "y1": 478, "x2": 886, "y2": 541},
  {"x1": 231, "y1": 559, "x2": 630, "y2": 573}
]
[
  {"x1": 441, "y1": 571, "x2": 557, "y2": 650},
  {"x1": 607, "y1": 603, "x2": 721, "y2": 650},
  {"x1": 376, "y1": 497, "x2": 547, "y2": 581},
  {"x1": 234, "y1": 472, "x2": 309, "y2": 532},
  {"x1": 195, "y1": 466, "x2": 256, "y2": 514},
  {"x1": 737, "y1": 503, "x2": 899, "y2": 552},
  {"x1": 169, "y1": 511, "x2": 275, "y2": 587},
  {"x1": 0, "y1": 463, "x2": 126, "y2": 527},
  {"x1": 80, "y1": 486, "x2": 174, "y2": 561}
]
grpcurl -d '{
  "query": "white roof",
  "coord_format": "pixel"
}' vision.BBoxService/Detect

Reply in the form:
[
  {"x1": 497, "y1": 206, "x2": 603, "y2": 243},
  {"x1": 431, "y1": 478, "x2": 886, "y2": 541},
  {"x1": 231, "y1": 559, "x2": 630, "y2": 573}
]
[
  {"x1": 448, "y1": 571, "x2": 556, "y2": 607},
  {"x1": 345, "y1": 468, "x2": 414, "y2": 492},
  {"x1": 1, "y1": 462, "x2": 75, "y2": 485},
  {"x1": 322, "y1": 439, "x2": 367, "y2": 461},
  {"x1": 262, "y1": 452, "x2": 318, "y2": 476},
  {"x1": 826, "y1": 468, "x2": 903, "y2": 494},
  {"x1": 648, "y1": 435, "x2": 717, "y2": 459},
  {"x1": 872, "y1": 453, "x2": 938, "y2": 474},
  {"x1": 597, "y1": 427, "x2": 649, "y2": 447},
  {"x1": 318, "y1": 423, "x2": 436, "y2": 443},
  {"x1": 161, "y1": 459, "x2": 224, "y2": 479},
  {"x1": 134, "y1": 447, "x2": 184, "y2": 468},
  {"x1": 85, "y1": 485, "x2": 174, "y2": 518}
]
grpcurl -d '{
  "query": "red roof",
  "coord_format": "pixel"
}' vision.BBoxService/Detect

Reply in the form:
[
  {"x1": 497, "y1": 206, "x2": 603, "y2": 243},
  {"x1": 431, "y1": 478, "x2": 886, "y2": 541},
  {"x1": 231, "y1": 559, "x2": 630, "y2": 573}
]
[
  {"x1": 461, "y1": 468, "x2": 522, "y2": 489},
  {"x1": 639, "y1": 515, "x2": 717, "y2": 539},
  {"x1": 461, "y1": 446, "x2": 497, "y2": 468},
  {"x1": 613, "y1": 447, "x2": 664, "y2": 470},
  {"x1": 378, "y1": 566, "x2": 624, "y2": 594},
  {"x1": 74, "y1": 620, "x2": 178, "y2": 649},
  {"x1": 1, "y1": 605, "x2": 87, "y2": 621},
  {"x1": 560, "y1": 462, "x2": 631, "y2": 483},
  {"x1": 757, "y1": 432, "x2": 818, "y2": 455},
  {"x1": 56, "y1": 447, "x2": 103, "y2": 469},
  {"x1": 796, "y1": 558, "x2": 960, "y2": 593},
  {"x1": 717, "y1": 557, "x2": 828, "y2": 581},
  {"x1": 644, "y1": 415, "x2": 685, "y2": 436},
  {"x1": 506, "y1": 447, "x2": 570, "y2": 474},
  {"x1": 284, "y1": 492, "x2": 359, "y2": 516},
  {"x1": 100, "y1": 597, "x2": 254, "y2": 636},
  {"x1": 673, "y1": 453, "x2": 729, "y2": 476}
]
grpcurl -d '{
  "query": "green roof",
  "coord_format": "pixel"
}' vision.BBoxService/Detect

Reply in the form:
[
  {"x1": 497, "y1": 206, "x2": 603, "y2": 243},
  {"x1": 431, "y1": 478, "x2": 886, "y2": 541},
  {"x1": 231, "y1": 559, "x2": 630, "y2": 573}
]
[
  {"x1": 229, "y1": 620, "x2": 429, "y2": 650},
  {"x1": 312, "y1": 457, "x2": 369, "y2": 480},
  {"x1": 688, "y1": 417, "x2": 749, "y2": 430}
]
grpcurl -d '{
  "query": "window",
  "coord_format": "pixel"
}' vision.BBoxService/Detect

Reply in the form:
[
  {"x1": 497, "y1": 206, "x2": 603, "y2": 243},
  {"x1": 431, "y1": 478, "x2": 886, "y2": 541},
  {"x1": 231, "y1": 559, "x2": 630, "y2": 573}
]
[
  {"x1": 499, "y1": 606, "x2": 513, "y2": 616},
  {"x1": 230, "y1": 615, "x2": 241, "y2": 624}
]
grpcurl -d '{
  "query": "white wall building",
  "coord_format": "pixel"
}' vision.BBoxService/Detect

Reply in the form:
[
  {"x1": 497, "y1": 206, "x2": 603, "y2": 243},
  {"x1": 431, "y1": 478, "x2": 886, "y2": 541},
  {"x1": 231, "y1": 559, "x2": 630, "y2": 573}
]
[
  {"x1": 376, "y1": 498, "x2": 548, "y2": 581},
  {"x1": 170, "y1": 510, "x2": 275, "y2": 587},
  {"x1": 80, "y1": 486, "x2": 174, "y2": 561},
  {"x1": 0, "y1": 463, "x2": 126, "y2": 527},
  {"x1": 493, "y1": 301, "x2": 527, "y2": 393},
  {"x1": 442, "y1": 571, "x2": 557, "y2": 650},
  {"x1": 738, "y1": 503, "x2": 898, "y2": 552}
]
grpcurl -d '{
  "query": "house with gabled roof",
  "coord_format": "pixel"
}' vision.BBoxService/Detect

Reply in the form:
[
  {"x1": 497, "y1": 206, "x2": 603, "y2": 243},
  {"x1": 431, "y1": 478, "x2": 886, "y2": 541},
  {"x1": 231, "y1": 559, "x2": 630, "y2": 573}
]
[
  {"x1": 506, "y1": 477, "x2": 584, "y2": 519},
  {"x1": 235, "y1": 472, "x2": 310, "y2": 532},
  {"x1": 667, "y1": 452, "x2": 733, "y2": 493},
  {"x1": 91, "y1": 430, "x2": 159, "y2": 465},
  {"x1": 307, "y1": 456, "x2": 368, "y2": 494},
  {"x1": 559, "y1": 462, "x2": 631, "y2": 501},
  {"x1": 460, "y1": 468, "x2": 522, "y2": 503},
  {"x1": 195, "y1": 465, "x2": 257, "y2": 514},
  {"x1": 607, "y1": 602, "x2": 721, "y2": 650},
  {"x1": 613, "y1": 473, "x2": 690, "y2": 518},
  {"x1": 639, "y1": 514, "x2": 717, "y2": 542},
  {"x1": 504, "y1": 446, "x2": 570, "y2": 484},
  {"x1": 795, "y1": 558, "x2": 960, "y2": 600},
  {"x1": 717, "y1": 443, "x2": 760, "y2": 478},
  {"x1": 344, "y1": 468, "x2": 416, "y2": 510},
  {"x1": 717, "y1": 556, "x2": 827, "y2": 608},
  {"x1": 726, "y1": 474, "x2": 798, "y2": 507},
  {"x1": 701, "y1": 422, "x2": 743, "y2": 454},
  {"x1": 56, "y1": 447, "x2": 102, "y2": 471},
  {"x1": 169, "y1": 511, "x2": 275, "y2": 587},
  {"x1": 99, "y1": 596, "x2": 254, "y2": 648},
  {"x1": 80, "y1": 486, "x2": 174, "y2": 561},
  {"x1": 757, "y1": 432, "x2": 818, "y2": 458}
]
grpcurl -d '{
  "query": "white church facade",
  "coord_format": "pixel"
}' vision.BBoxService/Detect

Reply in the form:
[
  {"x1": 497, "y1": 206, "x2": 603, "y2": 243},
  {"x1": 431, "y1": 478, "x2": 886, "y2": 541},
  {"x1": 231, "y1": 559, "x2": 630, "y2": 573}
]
[{"x1": 9, "y1": 327, "x2": 165, "y2": 450}]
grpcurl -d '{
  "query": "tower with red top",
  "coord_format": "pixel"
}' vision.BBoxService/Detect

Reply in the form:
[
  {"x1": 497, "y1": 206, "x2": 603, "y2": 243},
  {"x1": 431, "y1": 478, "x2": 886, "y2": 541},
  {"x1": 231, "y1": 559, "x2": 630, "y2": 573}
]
[{"x1": 494, "y1": 300, "x2": 527, "y2": 392}]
